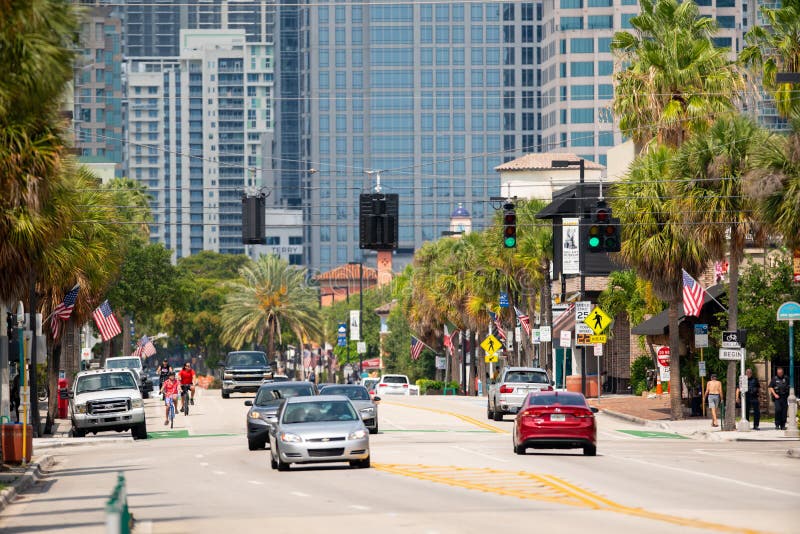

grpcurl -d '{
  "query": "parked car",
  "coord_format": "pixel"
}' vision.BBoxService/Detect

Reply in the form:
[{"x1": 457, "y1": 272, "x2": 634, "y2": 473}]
[
  {"x1": 319, "y1": 384, "x2": 380, "y2": 434},
  {"x1": 245, "y1": 381, "x2": 317, "y2": 450},
  {"x1": 362, "y1": 378, "x2": 379, "y2": 398},
  {"x1": 488, "y1": 367, "x2": 553, "y2": 421},
  {"x1": 221, "y1": 351, "x2": 272, "y2": 398},
  {"x1": 105, "y1": 356, "x2": 151, "y2": 399},
  {"x1": 512, "y1": 391, "x2": 597, "y2": 456},
  {"x1": 269, "y1": 395, "x2": 370, "y2": 471},
  {"x1": 70, "y1": 369, "x2": 147, "y2": 439},
  {"x1": 376, "y1": 374, "x2": 419, "y2": 396}
]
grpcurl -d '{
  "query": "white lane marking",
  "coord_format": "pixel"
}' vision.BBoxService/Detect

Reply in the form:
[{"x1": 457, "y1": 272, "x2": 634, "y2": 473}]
[
  {"x1": 213, "y1": 470, "x2": 226, "y2": 475},
  {"x1": 248, "y1": 480, "x2": 264, "y2": 485},
  {"x1": 195, "y1": 454, "x2": 204, "y2": 459},
  {"x1": 606, "y1": 454, "x2": 800, "y2": 498},
  {"x1": 290, "y1": 491, "x2": 311, "y2": 497},
  {"x1": 200, "y1": 462, "x2": 209, "y2": 467},
  {"x1": 450, "y1": 445, "x2": 511, "y2": 463},
  {"x1": 381, "y1": 416, "x2": 407, "y2": 431},
  {"x1": 598, "y1": 430, "x2": 635, "y2": 441},
  {"x1": 349, "y1": 505, "x2": 371, "y2": 511}
]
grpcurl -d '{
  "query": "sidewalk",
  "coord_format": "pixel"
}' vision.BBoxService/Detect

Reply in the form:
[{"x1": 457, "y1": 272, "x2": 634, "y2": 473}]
[{"x1": 590, "y1": 394, "x2": 800, "y2": 443}]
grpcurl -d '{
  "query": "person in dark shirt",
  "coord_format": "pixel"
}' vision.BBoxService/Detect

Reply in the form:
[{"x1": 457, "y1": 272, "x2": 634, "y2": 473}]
[{"x1": 768, "y1": 367, "x2": 790, "y2": 431}]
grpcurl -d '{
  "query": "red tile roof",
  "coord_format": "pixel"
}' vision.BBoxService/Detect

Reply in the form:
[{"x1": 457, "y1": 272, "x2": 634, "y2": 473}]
[
  {"x1": 495, "y1": 152, "x2": 605, "y2": 172},
  {"x1": 315, "y1": 263, "x2": 378, "y2": 282}
]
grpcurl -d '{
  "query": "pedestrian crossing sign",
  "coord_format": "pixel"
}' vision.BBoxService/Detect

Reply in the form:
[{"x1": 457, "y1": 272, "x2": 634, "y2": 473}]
[
  {"x1": 484, "y1": 353, "x2": 499, "y2": 363},
  {"x1": 584, "y1": 306, "x2": 612, "y2": 335},
  {"x1": 480, "y1": 334, "x2": 502, "y2": 356}
]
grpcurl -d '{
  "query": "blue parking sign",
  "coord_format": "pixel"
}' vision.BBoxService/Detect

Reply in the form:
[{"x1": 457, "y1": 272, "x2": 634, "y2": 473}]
[
  {"x1": 337, "y1": 323, "x2": 347, "y2": 347},
  {"x1": 499, "y1": 292, "x2": 509, "y2": 308}
]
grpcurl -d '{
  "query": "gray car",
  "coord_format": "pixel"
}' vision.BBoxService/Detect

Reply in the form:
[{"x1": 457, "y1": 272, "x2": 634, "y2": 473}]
[
  {"x1": 268, "y1": 395, "x2": 370, "y2": 471},
  {"x1": 245, "y1": 381, "x2": 317, "y2": 450},
  {"x1": 319, "y1": 384, "x2": 380, "y2": 434}
]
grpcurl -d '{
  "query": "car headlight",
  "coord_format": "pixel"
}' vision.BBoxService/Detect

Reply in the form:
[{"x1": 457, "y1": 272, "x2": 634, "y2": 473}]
[
  {"x1": 280, "y1": 432, "x2": 303, "y2": 443},
  {"x1": 223, "y1": 372, "x2": 233, "y2": 380},
  {"x1": 360, "y1": 407, "x2": 375, "y2": 417},
  {"x1": 248, "y1": 411, "x2": 262, "y2": 420},
  {"x1": 131, "y1": 399, "x2": 144, "y2": 409},
  {"x1": 348, "y1": 429, "x2": 368, "y2": 440},
  {"x1": 74, "y1": 403, "x2": 87, "y2": 414}
]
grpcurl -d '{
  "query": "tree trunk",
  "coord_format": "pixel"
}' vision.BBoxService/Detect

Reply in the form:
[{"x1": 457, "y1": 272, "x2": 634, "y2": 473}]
[
  {"x1": 668, "y1": 299, "x2": 683, "y2": 420},
  {"x1": 122, "y1": 312, "x2": 132, "y2": 356},
  {"x1": 724, "y1": 233, "x2": 740, "y2": 431},
  {"x1": 62, "y1": 319, "x2": 80, "y2": 384}
]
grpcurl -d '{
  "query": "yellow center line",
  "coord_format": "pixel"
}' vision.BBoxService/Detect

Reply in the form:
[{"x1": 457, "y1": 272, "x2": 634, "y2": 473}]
[
  {"x1": 374, "y1": 464, "x2": 767, "y2": 534},
  {"x1": 382, "y1": 401, "x2": 510, "y2": 434}
]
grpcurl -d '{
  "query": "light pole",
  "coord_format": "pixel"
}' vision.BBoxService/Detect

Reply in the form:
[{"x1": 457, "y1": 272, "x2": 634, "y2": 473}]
[
  {"x1": 348, "y1": 261, "x2": 364, "y2": 377},
  {"x1": 16, "y1": 301, "x2": 28, "y2": 464},
  {"x1": 552, "y1": 159, "x2": 586, "y2": 396}
]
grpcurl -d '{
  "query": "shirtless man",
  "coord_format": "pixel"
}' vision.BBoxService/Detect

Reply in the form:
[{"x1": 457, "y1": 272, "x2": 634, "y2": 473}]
[{"x1": 704, "y1": 373, "x2": 724, "y2": 427}]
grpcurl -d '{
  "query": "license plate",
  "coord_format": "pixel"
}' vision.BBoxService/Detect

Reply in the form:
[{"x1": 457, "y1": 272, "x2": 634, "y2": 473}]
[{"x1": 550, "y1": 414, "x2": 565, "y2": 422}]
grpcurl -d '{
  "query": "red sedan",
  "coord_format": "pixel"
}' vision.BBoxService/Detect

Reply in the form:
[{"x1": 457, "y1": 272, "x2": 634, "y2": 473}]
[{"x1": 512, "y1": 391, "x2": 598, "y2": 456}]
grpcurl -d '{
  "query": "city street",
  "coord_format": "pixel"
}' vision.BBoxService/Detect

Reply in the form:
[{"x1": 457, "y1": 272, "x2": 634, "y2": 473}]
[{"x1": 1, "y1": 389, "x2": 798, "y2": 533}]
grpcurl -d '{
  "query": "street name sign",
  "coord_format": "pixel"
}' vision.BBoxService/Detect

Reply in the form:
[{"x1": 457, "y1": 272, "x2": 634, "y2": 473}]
[
  {"x1": 481, "y1": 334, "x2": 502, "y2": 356},
  {"x1": 584, "y1": 306, "x2": 612, "y2": 335},
  {"x1": 719, "y1": 348, "x2": 742, "y2": 361},
  {"x1": 721, "y1": 330, "x2": 740, "y2": 348},
  {"x1": 777, "y1": 301, "x2": 800, "y2": 321}
]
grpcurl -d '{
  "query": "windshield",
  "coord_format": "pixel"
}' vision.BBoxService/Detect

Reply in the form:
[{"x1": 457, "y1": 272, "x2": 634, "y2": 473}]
[
  {"x1": 527, "y1": 393, "x2": 587, "y2": 407},
  {"x1": 106, "y1": 359, "x2": 140, "y2": 370},
  {"x1": 382, "y1": 376, "x2": 408, "y2": 384},
  {"x1": 319, "y1": 386, "x2": 370, "y2": 400},
  {"x1": 76, "y1": 372, "x2": 137, "y2": 394},
  {"x1": 505, "y1": 371, "x2": 549, "y2": 384},
  {"x1": 282, "y1": 400, "x2": 358, "y2": 424},
  {"x1": 226, "y1": 352, "x2": 267, "y2": 367},
  {"x1": 255, "y1": 384, "x2": 314, "y2": 405}
]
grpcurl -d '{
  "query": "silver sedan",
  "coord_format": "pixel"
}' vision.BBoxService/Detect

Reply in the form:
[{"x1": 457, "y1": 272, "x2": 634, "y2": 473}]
[
  {"x1": 318, "y1": 384, "x2": 380, "y2": 434},
  {"x1": 268, "y1": 395, "x2": 371, "y2": 471}
]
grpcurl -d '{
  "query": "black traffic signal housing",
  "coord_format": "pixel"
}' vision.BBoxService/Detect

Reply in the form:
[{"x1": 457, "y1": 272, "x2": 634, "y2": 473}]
[
  {"x1": 502, "y1": 202, "x2": 517, "y2": 248},
  {"x1": 359, "y1": 193, "x2": 399, "y2": 250},
  {"x1": 241, "y1": 193, "x2": 266, "y2": 245},
  {"x1": 587, "y1": 202, "x2": 621, "y2": 253}
]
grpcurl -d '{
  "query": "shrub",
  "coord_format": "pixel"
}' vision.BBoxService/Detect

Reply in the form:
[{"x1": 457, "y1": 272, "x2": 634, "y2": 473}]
[{"x1": 630, "y1": 355, "x2": 654, "y2": 397}]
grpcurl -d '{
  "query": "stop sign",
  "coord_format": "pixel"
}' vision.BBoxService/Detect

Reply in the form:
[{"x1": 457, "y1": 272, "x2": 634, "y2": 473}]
[{"x1": 656, "y1": 346, "x2": 670, "y2": 367}]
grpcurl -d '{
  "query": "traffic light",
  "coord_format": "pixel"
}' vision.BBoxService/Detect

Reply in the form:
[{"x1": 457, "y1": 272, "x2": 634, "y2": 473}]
[
  {"x1": 241, "y1": 193, "x2": 266, "y2": 245},
  {"x1": 587, "y1": 202, "x2": 621, "y2": 253},
  {"x1": 359, "y1": 193, "x2": 399, "y2": 250},
  {"x1": 604, "y1": 217, "x2": 621, "y2": 252},
  {"x1": 502, "y1": 202, "x2": 517, "y2": 248}
]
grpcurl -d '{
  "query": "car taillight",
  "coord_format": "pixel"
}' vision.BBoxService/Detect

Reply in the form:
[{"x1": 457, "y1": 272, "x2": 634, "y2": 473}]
[
  {"x1": 499, "y1": 385, "x2": 514, "y2": 393},
  {"x1": 542, "y1": 385, "x2": 554, "y2": 391},
  {"x1": 402, "y1": 384, "x2": 408, "y2": 388},
  {"x1": 573, "y1": 410, "x2": 594, "y2": 418},
  {"x1": 379, "y1": 384, "x2": 387, "y2": 387}
]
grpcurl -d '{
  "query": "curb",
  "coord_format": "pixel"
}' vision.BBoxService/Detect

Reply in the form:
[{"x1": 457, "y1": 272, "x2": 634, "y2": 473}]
[
  {"x1": 33, "y1": 437, "x2": 133, "y2": 450},
  {"x1": 598, "y1": 408, "x2": 670, "y2": 429},
  {"x1": 0, "y1": 454, "x2": 54, "y2": 514},
  {"x1": 787, "y1": 448, "x2": 800, "y2": 459}
]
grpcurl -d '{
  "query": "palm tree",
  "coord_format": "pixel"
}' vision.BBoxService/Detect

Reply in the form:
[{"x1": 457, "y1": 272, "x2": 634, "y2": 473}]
[
  {"x1": 613, "y1": 146, "x2": 713, "y2": 419},
  {"x1": 221, "y1": 255, "x2": 322, "y2": 368},
  {"x1": 675, "y1": 113, "x2": 767, "y2": 429},
  {"x1": 740, "y1": 0, "x2": 800, "y2": 118},
  {"x1": 611, "y1": 0, "x2": 744, "y2": 149}
]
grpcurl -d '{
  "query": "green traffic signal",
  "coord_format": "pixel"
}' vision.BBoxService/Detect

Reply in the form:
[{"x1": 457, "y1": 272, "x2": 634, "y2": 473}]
[
  {"x1": 504, "y1": 236, "x2": 517, "y2": 247},
  {"x1": 588, "y1": 236, "x2": 600, "y2": 248}
]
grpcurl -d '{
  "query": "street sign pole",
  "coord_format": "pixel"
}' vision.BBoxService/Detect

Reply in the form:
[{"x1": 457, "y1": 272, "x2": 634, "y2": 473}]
[
  {"x1": 788, "y1": 320, "x2": 797, "y2": 438},
  {"x1": 701, "y1": 348, "x2": 705, "y2": 417},
  {"x1": 737, "y1": 348, "x2": 750, "y2": 432}
]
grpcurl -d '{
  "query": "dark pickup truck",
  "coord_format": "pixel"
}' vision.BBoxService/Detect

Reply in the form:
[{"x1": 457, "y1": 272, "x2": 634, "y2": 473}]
[{"x1": 221, "y1": 351, "x2": 273, "y2": 398}]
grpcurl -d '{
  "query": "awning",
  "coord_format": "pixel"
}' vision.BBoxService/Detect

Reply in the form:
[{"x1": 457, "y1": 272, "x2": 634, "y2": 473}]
[
  {"x1": 361, "y1": 357, "x2": 381, "y2": 369},
  {"x1": 631, "y1": 284, "x2": 726, "y2": 336},
  {"x1": 550, "y1": 303, "x2": 576, "y2": 341}
]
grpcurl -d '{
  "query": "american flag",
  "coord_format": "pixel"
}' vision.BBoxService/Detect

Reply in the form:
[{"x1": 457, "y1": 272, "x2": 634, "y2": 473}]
[
  {"x1": 133, "y1": 335, "x2": 157, "y2": 358},
  {"x1": 488, "y1": 311, "x2": 506, "y2": 340},
  {"x1": 410, "y1": 336, "x2": 424, "y2": 360},
  {"x1": 681, "y1": 269, "x2": 706, "y2": 318},
  {"x1": 92, "y1": 300, "x2": 122, "y2": 341},
  {"x1": 515, "y1": 306, "x2": 532, "y2": 336},
  {"x1": 51, "y1": 284, "x2": 80, "y2": 339},
  {"x1": 443, "y1": 325, "x2": 459, "y2": 356}
]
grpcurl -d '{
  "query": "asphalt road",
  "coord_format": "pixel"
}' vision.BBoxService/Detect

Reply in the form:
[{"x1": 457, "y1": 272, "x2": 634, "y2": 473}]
[{"x1": 1, "y1": 388, "x2": 798, "y2": 533}]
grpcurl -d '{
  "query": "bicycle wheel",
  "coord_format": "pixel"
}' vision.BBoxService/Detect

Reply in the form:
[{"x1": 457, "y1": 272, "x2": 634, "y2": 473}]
[
  {"x1": 169, "y1": 400, "x2": 175, "y2": 428},
  {"x1": 183, "y1": 391, "x2": 189, "y2": 416}
]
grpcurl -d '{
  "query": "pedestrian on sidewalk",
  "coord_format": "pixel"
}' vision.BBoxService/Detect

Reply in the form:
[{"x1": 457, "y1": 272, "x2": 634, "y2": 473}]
[
  {"x1": 736, "y1": 368, "x2": 760, "y2": 430},
  {"x1": 768, "y1": 367, "x2": 790, "y2": 431},
  {"x1": 704, "y1": 374, "x2": 723, "y2": 427}
]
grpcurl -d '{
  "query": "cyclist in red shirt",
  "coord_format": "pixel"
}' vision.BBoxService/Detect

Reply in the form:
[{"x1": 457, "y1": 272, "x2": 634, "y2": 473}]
[
  {"x1": 179, "y1": 362, "x2": 197, "y2": 412},
  {"x1": 161, "y1": 373, "x2": 179, "y2": 425}
]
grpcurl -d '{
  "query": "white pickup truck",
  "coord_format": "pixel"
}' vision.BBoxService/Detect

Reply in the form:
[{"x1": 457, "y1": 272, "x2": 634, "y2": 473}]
[
  {"x1": 70, "y1": 368, "x2": 147, "y2": 439},
  {"x1": 105, "y1": 356, "x2": 151, "y2": 399},
  {"x1": 487, "y1": 367, "x2": 553, "y2": 421}
]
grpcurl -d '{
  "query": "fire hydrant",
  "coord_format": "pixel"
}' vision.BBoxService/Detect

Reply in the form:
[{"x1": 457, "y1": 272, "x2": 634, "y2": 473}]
[{"x1": 57, "y1": 378, "x2": 69, "y2": 419}]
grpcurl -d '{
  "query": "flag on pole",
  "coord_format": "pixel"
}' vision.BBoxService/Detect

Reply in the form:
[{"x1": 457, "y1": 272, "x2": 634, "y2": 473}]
[
  {"x1": 133, "y1": 335, "x2": 157, "y2": 358},
  {"x1": 51, "y1": 284, "x2": 80, "y2": 339},
  {"x1": 514, "y1": 306, "x2": 532, "y2": 336},
  {"x1": 488, "y1": 311, "x2": 506, "y2": 340},
  {"x1": 443, "y1": 324, "x2": 460, "y2": 356},
  {"x1": 410, "y1": 336, "x2": 424, "y2": 360},
  {"x1": 681, "y1": 269, "x2": 706, "y2": 317},
  {"x1": 92, "y1": 300, "x2": 122, "y2": 341}
]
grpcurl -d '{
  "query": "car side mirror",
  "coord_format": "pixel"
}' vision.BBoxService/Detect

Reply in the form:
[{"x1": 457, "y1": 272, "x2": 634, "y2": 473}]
[
  {"x1": 590, "y1": 407, "x2": 599, "y2": 414},
  {"x1": 373, "y1": 396, "x2": 381, "y2": 403},
  {"x1": 244, "y1": 400, "x2": 253, "y2": 406},
  {"x1": 551, "y1": 380, "x2": 556, "y2": 386},
  {"x1": 67, "y1": 390, "x2": 74, "y2": 399}
]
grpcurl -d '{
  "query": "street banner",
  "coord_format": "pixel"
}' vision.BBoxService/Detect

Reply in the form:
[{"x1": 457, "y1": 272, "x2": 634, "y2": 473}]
[
  {"x1": 562, "y1": 218, "x2": 580, "y2": 275},
  {"x1": 350, "y1": 310, "x2": 360, "y2": 341}
]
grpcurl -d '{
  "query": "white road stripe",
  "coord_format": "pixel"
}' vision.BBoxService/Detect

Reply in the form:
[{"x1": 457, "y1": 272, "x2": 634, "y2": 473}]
[
  {"x1": 450, "y1": 445, "x2": 510, "y2": 463},
  {"x1": 195, "y1": 454, "x2": 204, "y2": 459},
  {"x1": 290, "y1": 491, "x2": 311, "y2": 497},
  {"x1": 248, "y1": 480, "x2": 264, "y2": 485},
  {"x1": 607, "y1": 454, "x2": 800, "y2": 498},
  {"x1": 213, "y1": 470, "x2": 226, "y2": 475},
  {"x1": 200, "y1": 462, "x2": 209, "y2": 467},
  {"x1": 348, "y1": 505, "x2": 371, "y2": 511}
]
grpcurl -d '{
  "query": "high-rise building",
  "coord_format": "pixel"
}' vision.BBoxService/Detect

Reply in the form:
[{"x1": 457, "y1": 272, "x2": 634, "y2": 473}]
[{"x1": 125, "y1": 30, "x2": 275, "y2": 258}]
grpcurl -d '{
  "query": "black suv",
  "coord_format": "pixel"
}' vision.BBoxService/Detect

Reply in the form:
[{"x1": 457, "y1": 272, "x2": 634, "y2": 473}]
[{"x1": 221, "y1": 351, "x2": 272, "y2": 398}]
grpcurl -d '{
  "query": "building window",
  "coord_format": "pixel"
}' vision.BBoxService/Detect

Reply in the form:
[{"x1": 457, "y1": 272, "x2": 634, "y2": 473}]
[
  {"x1": 560, "y1": 17, "x2": 583, "y2": 30},
  {"x1": 570, "y1": 108, "x2": 594, "y2": 123},
  {"x1": 571, "y1": 38, "x2": 594, "y2": 54},
  {"x1": 560, "y1": 0, "x2": 582, "y2": 8},
  {"x1": 587, "y1": 15, "x2": 613, "y2": 29},
  {"x1": 571, "y1": 61, "x2": 594, "y2": 77}
]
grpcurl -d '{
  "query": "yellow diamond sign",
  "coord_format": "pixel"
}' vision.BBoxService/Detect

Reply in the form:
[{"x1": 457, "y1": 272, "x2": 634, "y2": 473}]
[
  {"x1": 584, "y1": 306, "x2": 612, "y2": 335},
  {"x1": 480, "y1": 334, "x2": 502, "y2": 356},
  {"x1": 590, "y1": 334, "x2": 607, "y2": 344},
  {"x1": 484, "y1": 353, "x2": 499, "y2": 363}
]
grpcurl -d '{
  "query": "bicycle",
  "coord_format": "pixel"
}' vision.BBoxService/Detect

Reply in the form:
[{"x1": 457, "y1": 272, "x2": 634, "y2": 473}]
[
  {"x1": 166, "y1": 395, "x2": 176, "y2": 428},
  {"x1": 180, "y1": 385, "x2": 191, "y2": 416}
]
